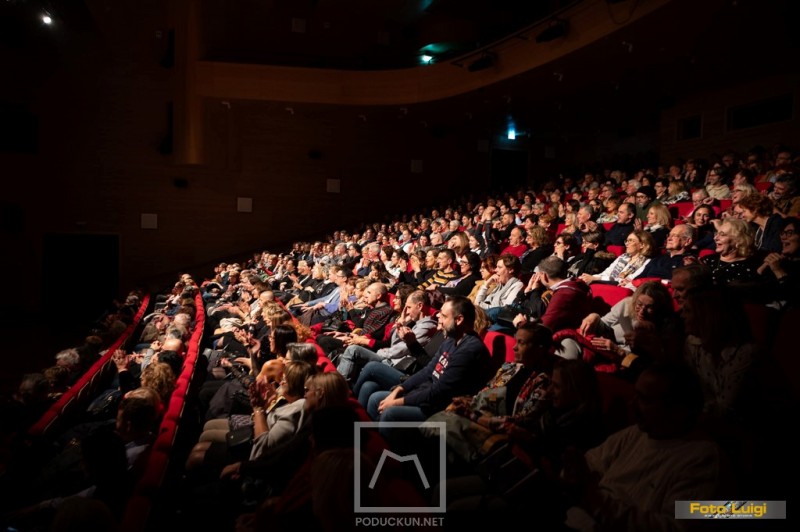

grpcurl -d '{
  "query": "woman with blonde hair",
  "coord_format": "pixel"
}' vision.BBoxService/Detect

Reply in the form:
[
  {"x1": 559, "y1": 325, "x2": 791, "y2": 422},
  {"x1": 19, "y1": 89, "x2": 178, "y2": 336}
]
[
  {"x1": 580, "y1": 230, "x2": 656, "y2": 288},
  {"x1": 520, "y1": 226, "x2": 554, "y2": 275},
  {"x1": 662, "y1": 180, "x2": 689, "y2": 205},
  {"x1": 140, "y1": 362, "x2": 176, "y2": 407},
  {"x1": 700, "y1": 218, "x2": 759, "y2": 287},
  {"x1": 644, "y1": 203, "x2": 672, "y2": 248}
]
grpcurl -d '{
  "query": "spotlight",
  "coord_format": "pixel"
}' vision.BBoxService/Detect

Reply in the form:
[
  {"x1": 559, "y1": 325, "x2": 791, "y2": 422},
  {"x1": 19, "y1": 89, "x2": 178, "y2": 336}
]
[
  {"x1": 42, "y1": 14, "x2": 53, "y2": 25},
  {"x1": 420, "y1": 55, "x2": 434, "y2": 64}
]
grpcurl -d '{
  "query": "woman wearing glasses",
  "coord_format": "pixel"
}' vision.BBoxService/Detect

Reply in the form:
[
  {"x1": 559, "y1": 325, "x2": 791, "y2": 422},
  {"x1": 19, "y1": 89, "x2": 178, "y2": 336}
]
[
  {"x1": 758, "y1": 217, "x2": 800, "y2": 309},
  {"x1": 579, "y1": 230, "x2": 656, "y2": 288},
  {"x1": 578, "y1": 281, "x2": 679, "y2": 376}
]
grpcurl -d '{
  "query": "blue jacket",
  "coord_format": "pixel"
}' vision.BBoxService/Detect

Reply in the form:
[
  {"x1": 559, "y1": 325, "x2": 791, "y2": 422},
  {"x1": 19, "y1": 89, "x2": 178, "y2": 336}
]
[{"x1": 401, "y1": 332, "x2": 491, "y2": 415}]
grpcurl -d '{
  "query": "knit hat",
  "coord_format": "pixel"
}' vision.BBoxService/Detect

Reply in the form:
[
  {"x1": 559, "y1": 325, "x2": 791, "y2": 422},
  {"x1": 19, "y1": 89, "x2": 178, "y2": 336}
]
[{"x1": 637, "y1": 185, "x2": 656, "y2": 201}]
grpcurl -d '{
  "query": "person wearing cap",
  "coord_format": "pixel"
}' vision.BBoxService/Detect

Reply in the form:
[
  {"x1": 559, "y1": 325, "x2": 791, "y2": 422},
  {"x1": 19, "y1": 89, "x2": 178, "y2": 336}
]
[{"x1": 634, "y1": 185, "x2": 660, "y2": 223}]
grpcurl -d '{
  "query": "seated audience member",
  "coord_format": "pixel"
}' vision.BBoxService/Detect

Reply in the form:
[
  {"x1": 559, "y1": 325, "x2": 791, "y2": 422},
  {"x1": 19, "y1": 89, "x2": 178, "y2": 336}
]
[
  {"x1": 603, "y1": 202, "x2": 636, "y2": 247},
  {"x1": 292, "y1": 266, "x2": 348, "y2": 325},
  {"x1": 643, "y1": 203, "x2": 671, "y2": 249},
  {"x1": 499, "y1": 226, "x2": 528, "y2": 258},
  {"x1": 661, "y1": 180, "x2": 690, "y2": 205},
  {"x1": 700, "y1": 218, "x2": 760, "y2": 289},
  {"x1": 116, "y1": 389, "x2": 160, "y2": 474},
  {"x1": 688, "y1": 204, "x2": 717, "y2": 250},
  {"x1": 572, "y1": 205, "x2": 604, "y2": 245},
  {"x1": 359, "y1": 296, "x2": 491, "y2": 449},
  {"x1": 668, "y1": 253, "x2": 711, "y2": 302},
  {"x1": 427, "y1": 323, "x2": 556, "y2": 466},
  {"x1": 433, "y1": 251, "x2": 482, "y2": 298},
  {"x1": 682, "y1": 289, "x2": 759, "y2": 423},
  {"x1": 520, "y1": 226, "x2": 555, "y2": 275},
  {"x1": 418, "y1": 248, "x2": 460, "y2": 290},
  {"x1": 770, "y1": 174, "x2": 800, "y2": 217},
  {"x1": 336, "y1": 290, "x2": 438, "y2": 384},
  {"x1": 568, "y1": 231, "x2": 617, "y2": 278},
  {"x1": 689, "y1": 187, "x2": 718, "y2": 217},
  {"x1": 633, "y1": 185, "x2": 658, "y2": 223},
  {"x1": 595, "y1": 196, "x2": 620, "y2": 224},
  {"x1": 731, "y1": 167, "x2": 753, "y2": 188},
  {"x1": 579, "y1": 281, "x2": 679, "y2": 375},
  {"x1": 704, "y1": 167, "x2": 732, "y2": 200},
  {"x1": 637, "y1": 224, "x2": 695, "y2": 280},
  {"x1": 468, "y1": 254, "x2": 499, "y2": 302},
  {"x1": 474, "y1": 254, "x2": 524, "y2": 314},
  {"x1": 580, "y1": 230, "x2": 656, "y2": 288},
  {"x1": 722, "y1": 183, "x2": 758, "y2": 219},
  {"x1": 512, "y1": 256, "x2": 592, "y2": 333},
  {"x1": 551, "y1": 233, "x2": 580, "y2": 266},
  {"x1": 562, "y1": 363, "x2": 724, "y2": 532},
  {"x1": 439, "y1": 359, "x2": 605, "y2": 526},
  {"x1": 316, "y1": 281, "x2": 394, "y2": 353},
  {"x1": 758, "y1": 216, "x2": 800, "y2": 308},
  {"x1": 653, "y1": 178, "x2": 670, "y2": 203},
  {"x1": 468, "y1": 232, "x2": 487, "y2": 259},
  {"x1": 738, "y1": 194, "x2": 782, "y2": 253}
]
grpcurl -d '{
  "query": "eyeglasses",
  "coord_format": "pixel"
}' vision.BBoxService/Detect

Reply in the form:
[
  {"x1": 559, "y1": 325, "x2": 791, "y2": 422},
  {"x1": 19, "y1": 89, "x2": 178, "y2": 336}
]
[
  {"x1": 780, "y1": 230, "x2": 796, "y2": 238},
  {"x1": 634, "y1": 301, "x2": 655, "y2": 311},
  {"x1": 625, "y1": 238, "x2": 640, "y2": 244}
]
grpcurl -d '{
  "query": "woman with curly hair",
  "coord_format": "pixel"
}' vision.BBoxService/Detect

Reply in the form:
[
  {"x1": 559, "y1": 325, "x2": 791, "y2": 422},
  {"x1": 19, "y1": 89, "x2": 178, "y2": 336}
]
[
  {"x1": 700, "y1": 218, "x2": 759, "y2": 288},
  {"x1": 738, "y1": 194, "x2": 782, "y2": 253}
]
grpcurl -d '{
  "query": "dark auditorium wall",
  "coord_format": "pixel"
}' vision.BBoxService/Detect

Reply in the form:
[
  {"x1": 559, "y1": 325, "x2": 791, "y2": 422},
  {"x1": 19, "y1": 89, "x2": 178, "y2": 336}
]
[
  {"x1": 660, "y1": 75, "x2": 800, "y2": 164},
  {"x1": 1, "y1": 8, "x2": 499, "y2": 315}
]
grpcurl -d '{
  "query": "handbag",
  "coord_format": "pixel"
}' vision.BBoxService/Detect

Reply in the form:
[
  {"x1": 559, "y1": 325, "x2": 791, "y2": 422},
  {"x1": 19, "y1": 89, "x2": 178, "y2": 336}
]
[
  {"x1": 226, "y1": 425, "x2": 254, "y2": 461},
  {"x1": 320, "y1": 310, "x2": 352, "y2": 333}
]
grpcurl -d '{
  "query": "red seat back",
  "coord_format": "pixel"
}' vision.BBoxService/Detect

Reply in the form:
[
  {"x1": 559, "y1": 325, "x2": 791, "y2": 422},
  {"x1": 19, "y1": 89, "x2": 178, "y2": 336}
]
[
  {"x1": 669, "y1": 202, "x2": 694, "y2": 219},
  {"x1": 483, "y1": 330, "x2": 517, "y2": 366},
  {"x1": 590, "y1": 284, "x2": 632, "y2": 309},
  {"x1": 606, "y1": 245, "x2": 624, "y2": 257}
]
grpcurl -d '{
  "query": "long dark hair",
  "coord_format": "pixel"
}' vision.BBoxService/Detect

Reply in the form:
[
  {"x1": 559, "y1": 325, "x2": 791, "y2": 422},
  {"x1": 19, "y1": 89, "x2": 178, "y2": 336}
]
[{"x1": 272, "y1": 324, "x2": 298, "y2": 357}]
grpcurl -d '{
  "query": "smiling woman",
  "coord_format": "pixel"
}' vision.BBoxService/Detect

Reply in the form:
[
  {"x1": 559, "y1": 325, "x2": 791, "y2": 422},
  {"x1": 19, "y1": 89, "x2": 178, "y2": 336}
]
[{"x1": 580, "y1": 230, "x2": 656, "y2": 288}]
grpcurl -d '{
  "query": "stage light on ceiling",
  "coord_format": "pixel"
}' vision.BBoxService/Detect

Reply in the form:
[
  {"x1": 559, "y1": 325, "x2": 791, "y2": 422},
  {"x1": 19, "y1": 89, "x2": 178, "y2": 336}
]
[
  {"x1": 42, "y1": 14, "x2": 53, "y2": 25},
  {"x1": 420, "y1": 55, "x2": 434, "y2": 65},
  {"x1": 507, "y1": 128, "x2": 516, "y2": 140}
]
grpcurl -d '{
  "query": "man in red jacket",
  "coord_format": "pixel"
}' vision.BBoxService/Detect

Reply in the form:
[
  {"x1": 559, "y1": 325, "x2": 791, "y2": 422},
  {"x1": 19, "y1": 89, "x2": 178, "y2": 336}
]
[{"x1": 518, "y1": 256, "x2": 592, "y2": 332}]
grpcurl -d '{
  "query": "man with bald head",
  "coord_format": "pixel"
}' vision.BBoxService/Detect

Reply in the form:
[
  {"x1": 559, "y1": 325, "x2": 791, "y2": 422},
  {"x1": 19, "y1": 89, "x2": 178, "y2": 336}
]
[{"x1": 637, "y1": 224, "x2": 695, "y2": 280}]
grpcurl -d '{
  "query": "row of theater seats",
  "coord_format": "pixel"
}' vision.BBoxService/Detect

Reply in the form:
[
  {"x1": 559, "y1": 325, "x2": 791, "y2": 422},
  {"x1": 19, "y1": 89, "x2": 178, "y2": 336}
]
[
  {"x1": 120, "y1": 292, "x2": 206, "y2": 532},
  {"x1": 27, "y1": 295, "x2": 152, "y2": 439}
]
